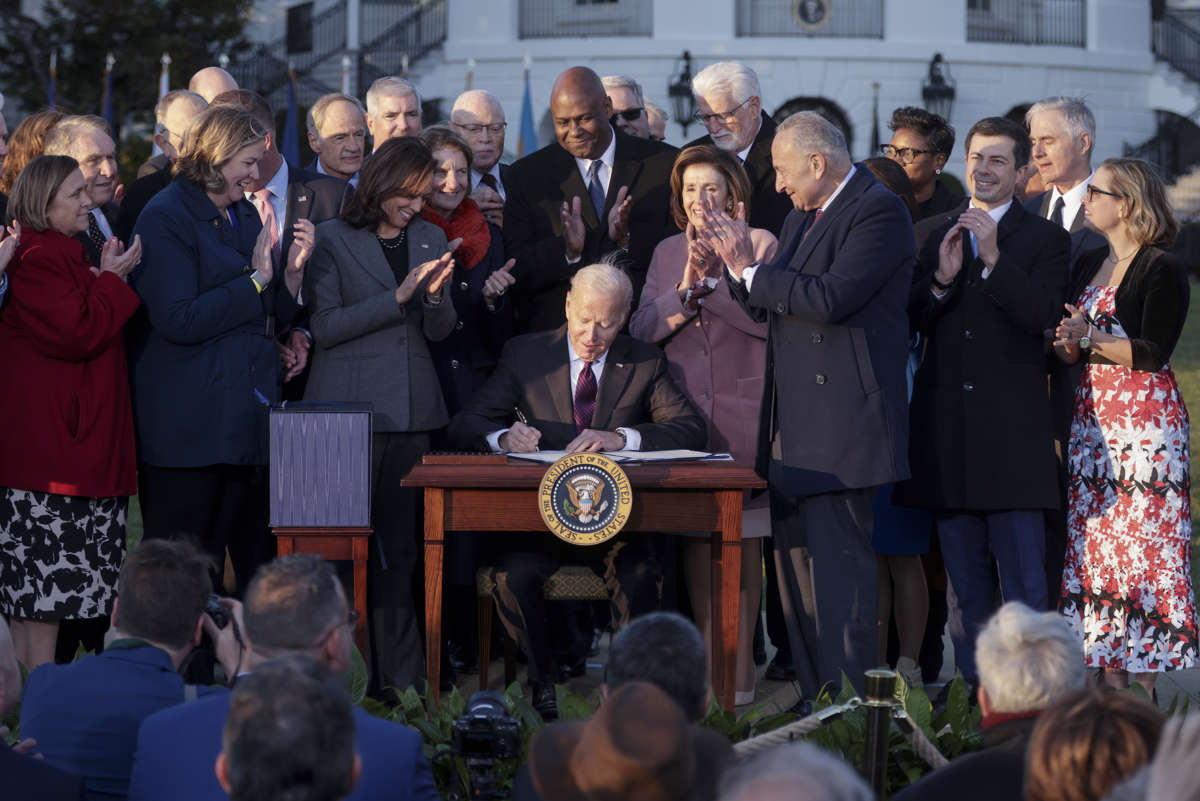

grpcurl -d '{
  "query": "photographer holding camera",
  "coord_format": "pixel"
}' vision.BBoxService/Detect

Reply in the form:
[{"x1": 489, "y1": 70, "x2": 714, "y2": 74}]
[
  {"x1": 18, "y1": 539, "x2": 242, "y2": 800},
  {"x1": 129, "y1": 554, "x2": 438, "y2": 801}
]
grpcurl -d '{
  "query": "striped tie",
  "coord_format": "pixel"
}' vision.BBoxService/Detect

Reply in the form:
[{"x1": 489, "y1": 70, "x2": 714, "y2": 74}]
[{"x1": 573, "y1": 362, "x2": 597, "y2": 432}]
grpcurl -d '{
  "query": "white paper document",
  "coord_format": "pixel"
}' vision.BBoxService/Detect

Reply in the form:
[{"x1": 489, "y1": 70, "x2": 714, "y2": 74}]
[{"x1": 507, "y1": 449, "x2": 731, "y2": 464}]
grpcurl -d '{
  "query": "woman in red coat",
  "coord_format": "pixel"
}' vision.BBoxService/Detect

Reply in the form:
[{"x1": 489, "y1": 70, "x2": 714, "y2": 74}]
[{"x1": 0, "y1": 155, "x2": 142, "y2": 670}]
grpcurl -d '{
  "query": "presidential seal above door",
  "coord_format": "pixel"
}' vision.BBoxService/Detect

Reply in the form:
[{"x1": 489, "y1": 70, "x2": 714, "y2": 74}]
[{"x1": 538, "y1": 453, "x2": 633, "y2": 545}]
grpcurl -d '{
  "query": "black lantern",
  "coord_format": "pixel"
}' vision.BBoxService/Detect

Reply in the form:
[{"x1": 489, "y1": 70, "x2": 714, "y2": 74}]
[
  {"x1": 921, "y1": 53, "x2": 956, "y2": 122},
  {"x1": 668, "y1": 50, "x2": 696, "y2": 137}
]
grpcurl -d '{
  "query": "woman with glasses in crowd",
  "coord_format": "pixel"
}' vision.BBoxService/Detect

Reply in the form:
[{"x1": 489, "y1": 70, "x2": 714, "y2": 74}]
[
  {"x1": 0, "y1": 155, "x2": 141, "y2": 669},
  {"x1": 882, "y1": 107, "x2": 961, "y2": 221},
  {"x1": 303, "y1": 135, "x2": 457, "y2": 698},
  {"x1": 629, "y1": 144, "x2": 776, "y2": 705},
  {"x1": 1053, "y1": 158, "x2": 1196, "y2": 696}
]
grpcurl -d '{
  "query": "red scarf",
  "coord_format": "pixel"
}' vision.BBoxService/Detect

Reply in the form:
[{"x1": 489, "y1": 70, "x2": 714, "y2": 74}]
[{"x1": 419, "y1": 197, "x2": 492, "y2": 270}]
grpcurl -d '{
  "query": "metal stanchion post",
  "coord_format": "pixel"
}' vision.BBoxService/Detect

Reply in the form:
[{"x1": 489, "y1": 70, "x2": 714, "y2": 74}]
[{"x1": 862, "y1": 669, "x2": 897, "y2": 798}]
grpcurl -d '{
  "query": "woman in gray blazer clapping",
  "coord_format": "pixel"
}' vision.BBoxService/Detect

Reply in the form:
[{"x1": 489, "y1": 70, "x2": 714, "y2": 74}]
[{"x1": 305, "y1": 136, "x2": 458, "y2": 698}]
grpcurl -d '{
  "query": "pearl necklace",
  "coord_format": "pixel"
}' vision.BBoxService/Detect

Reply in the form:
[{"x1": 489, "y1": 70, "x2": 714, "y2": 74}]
[{"x1": 377, "y1": 229, "x2": 407, "y2": 250}]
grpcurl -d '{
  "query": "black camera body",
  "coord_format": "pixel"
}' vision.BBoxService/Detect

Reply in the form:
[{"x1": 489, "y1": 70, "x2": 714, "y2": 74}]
[
  {"x1": 205, "y1": 594, "x2": 230, "y2": 629},
  {"x1": 450, "y1": 691, "x2": 522, "y2": 800}
]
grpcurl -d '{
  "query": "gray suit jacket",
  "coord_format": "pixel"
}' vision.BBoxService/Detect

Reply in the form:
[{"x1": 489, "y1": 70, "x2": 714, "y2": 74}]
[{"x1": 304, "y1": 217, "x2": 458, "y2": 432}]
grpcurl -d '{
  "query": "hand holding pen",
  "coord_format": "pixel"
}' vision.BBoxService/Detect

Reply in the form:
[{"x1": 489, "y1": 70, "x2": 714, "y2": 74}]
[{"x1": 499, "y1": 405, "x2": 542, "y2": 453}]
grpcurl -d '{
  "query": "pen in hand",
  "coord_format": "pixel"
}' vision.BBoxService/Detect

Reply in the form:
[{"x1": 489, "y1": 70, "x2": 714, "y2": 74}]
[{"x1": 513, "y1": 405, "x2": 539, "y2": 452}]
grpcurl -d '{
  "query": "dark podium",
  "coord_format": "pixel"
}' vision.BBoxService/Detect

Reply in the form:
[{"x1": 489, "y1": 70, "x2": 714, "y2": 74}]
[{"x1": 402, "y1": 457, "x2": 766, "y2": 710}]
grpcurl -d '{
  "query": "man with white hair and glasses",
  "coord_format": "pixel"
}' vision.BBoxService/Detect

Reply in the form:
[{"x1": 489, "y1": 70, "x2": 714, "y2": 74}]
[{"x1": 451, "y1": 89, "x2": 509, "y2": 228}]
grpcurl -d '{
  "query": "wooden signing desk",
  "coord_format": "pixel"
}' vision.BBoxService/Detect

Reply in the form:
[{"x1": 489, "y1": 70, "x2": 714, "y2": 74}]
[{"x1": 402, "y1": 458, "x2": 766, "y2": 710}]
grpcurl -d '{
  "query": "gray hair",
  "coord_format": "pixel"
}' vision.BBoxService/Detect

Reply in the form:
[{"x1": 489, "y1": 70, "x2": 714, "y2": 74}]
[
  {"x1": 366, "y1": 76, "x2": 419, "y2": 117},
  {"x1": 719, "y1": 743, "x2": 874, "y2": 801},
  {"x1": 568, "y1": 262, "x2": 633, "y2": 311},
  {"x1": 645, "y1": 99, "x2": 667, "y2": 119},
  {"x1": 1026, "y1": 96, "x2": 1096, "y2": 152},
  {"x1": 601, "y1": 75, "x2": 645, "y2": 107},
  {"x1": 777, "y1": 110, "x2": 850, "y2": 168},
  {"x1": 975, "y1": 601, "x2": 1086, "y2": 715},
  {"x1": 307, "y1": 92, "x2": 367, "y2": 137},
  {"x1": 43, "y1": 115, "x2": 111, "y2": 157},
  {"x1": 155, "y1": 90, "x2": 206, "y2": 136},
  {"x1": 607, "y1": 612, "x2": 708, "y2": 720},
  {"x1": 451, "y1": 89, "x2": 505, "y2": 119},
  {"x1": 692, "y1": 61, "x2": 761, "y2": 105}
]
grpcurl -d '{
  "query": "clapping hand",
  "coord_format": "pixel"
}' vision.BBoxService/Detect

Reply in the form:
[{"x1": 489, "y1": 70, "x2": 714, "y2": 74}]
[
  {"x1": 934, "y1": 223, "x2": 967, "y2": 289},
  {"x1": 483, "y1": 259, "x2": 517, "y2": 305},
  {"x1": 607, "y1": 185, "x2": 632, "y2": 245},
  {"x1": 0, "y1": 221, "x2": 20, "y2": 277},
  {"x1": 395, "y1": 238, "x2": 461, "y2": 306},
  {"x1": 699, "y1": 200, "x2": 755, "y2": 277},
  {"x1": 957, "y1": 208, "x2": 999, "y2": 268},
  {"x1": 279, "y1": 329, "x2": 311, "y2": 382},
  {"x1": 682, "y1": 222, "x2": 718, "y2": 290},
  {"x1": 561, "y1": 197, "x2": 585, "y2": 261},
  {"x1": 99, "y1": 234, "x2": 142, "y2": 281},
  {"x1": 284, "y1": 218, "x2": 315, "y2": 298},
  {"x1": 250, "y1": 224, "x2": 274, "y2": 288},
  {"x1": 1053, "y1": 303, "x2": 1088, "y2": 349}
]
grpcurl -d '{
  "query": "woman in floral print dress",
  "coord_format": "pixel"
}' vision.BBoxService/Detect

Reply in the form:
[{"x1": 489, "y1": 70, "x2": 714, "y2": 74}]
[{"x1": 1053, "y1": 157, "x2": 1196, "y2": 696}]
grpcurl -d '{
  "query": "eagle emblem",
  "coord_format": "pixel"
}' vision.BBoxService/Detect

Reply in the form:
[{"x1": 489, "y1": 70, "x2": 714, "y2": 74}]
[
  {"x1": 538, "y1": 453, "x2": 632, "y2": 546},
  {"x1": 564, "y1": 475, "x2": 608, "y2": 523}
]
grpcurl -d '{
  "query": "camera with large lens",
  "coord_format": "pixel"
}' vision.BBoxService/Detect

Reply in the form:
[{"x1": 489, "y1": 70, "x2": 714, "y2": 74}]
[{"x1": 449, "y1": 690, "x2": 522, "y2": 800}]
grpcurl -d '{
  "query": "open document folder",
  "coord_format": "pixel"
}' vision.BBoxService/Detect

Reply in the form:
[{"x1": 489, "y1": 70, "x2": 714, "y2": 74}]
[{"x1": 506, "y1": 449, "x2": 733, "y2": 464}]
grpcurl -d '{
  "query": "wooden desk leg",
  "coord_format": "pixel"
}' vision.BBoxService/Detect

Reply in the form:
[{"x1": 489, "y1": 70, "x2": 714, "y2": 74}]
[
  {"x1": 276, "y1": 535, "x2": 294, "y2": 556},
  {"x1": 424, "y1": 488, "x2": 446, "y2": 704},
  {"x1": 351, "y1": 535, "x2": 370, "y2": 658},
  {"x1": 712, "y1": 489, "x2": 743, "y2": 711}
]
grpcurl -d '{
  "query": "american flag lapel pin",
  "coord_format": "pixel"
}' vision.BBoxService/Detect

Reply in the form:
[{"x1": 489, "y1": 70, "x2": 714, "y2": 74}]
[{"x1": 297, "y1": 194, "x2": 308, "y2": 203}]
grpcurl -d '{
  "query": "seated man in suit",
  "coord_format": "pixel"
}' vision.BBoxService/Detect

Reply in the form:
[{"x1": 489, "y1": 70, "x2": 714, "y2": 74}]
[
  {"x1": 449, "y1": 263, "x2": 706, "y2": 718},
  {"x1": 502, "y1": 66, "x2": 676, "y2": 331},
  {"x1": 129, "y1": 554, "x2": 438, "y2": 801},
  {"x1": 18, "y1": 540, "x2": 241, "y2": 801}
]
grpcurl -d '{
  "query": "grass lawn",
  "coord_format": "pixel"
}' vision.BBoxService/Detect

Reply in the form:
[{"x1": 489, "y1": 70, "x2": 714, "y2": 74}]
[{"x1": 1173, "y1": 281, "x2": 1200, "y2": 588}]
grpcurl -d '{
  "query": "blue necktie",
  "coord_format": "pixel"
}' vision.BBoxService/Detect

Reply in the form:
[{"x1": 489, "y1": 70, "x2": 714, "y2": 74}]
[{"x1": 587, "y1": 160, "x2": 606, "y2": 218}]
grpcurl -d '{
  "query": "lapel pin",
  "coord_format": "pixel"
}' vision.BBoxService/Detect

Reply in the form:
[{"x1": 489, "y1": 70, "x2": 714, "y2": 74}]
[
  {"x1": 421, "y1": 243, "x2": 430, "y2": 248},
  {"x1": 616, "y1": 363, "x2": 627, "y2": 368},
  {"x1": 297, "y1": 194, "x2": 308, "y2": 203}
]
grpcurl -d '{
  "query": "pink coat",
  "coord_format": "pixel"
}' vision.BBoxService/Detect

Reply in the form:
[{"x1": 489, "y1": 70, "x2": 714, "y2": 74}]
[{"x1": 629, "y1": 229, "x2": 776, "y2": 469}]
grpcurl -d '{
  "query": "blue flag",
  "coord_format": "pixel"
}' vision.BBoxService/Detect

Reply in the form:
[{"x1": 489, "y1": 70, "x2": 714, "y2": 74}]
[
  {"x1": 48, "y1": 52, "x2": 57, "y2": 108},
  {"x1": 281, "y1": 71, "x2": 300, "y2": 166},
  {"x1": 101, "y1": 68, "x2": 114, "y2": 131},
  {"x1": 518, "y1": 68, "x2": 536, "y2": 158}
]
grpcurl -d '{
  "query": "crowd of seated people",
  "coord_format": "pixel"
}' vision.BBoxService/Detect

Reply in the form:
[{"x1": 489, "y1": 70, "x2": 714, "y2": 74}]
[{"x1": 0, "y1": 55, "x2": 1196, "y2": 801}]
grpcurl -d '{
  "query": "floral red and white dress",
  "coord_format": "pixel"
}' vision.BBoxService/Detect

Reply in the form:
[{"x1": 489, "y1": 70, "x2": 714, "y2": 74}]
[{"x1": 1060, "y1": 283, "x2": 1197, "y2": 672}]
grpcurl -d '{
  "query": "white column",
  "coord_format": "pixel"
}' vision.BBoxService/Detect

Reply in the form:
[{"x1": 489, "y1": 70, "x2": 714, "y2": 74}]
[
  {"x1": 347, "y1": 0, "x2": 361, "y2": 50},
  {"x1": 886, "y1": 0, "x2": 964, "y2": 44}
]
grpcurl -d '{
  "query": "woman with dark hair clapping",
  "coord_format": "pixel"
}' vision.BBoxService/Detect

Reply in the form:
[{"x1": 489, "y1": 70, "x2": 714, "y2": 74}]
[{"x1": 1054, "y1": 157, "x2": 1196, "y2": 697}]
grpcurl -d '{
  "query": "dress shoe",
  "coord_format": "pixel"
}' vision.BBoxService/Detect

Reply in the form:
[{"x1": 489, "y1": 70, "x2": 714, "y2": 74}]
[
  {"x1": 765, "y1": 655, "x2": 797, "y2": 682},
  {"x1": 787, "y1": 697, "x2": 813, "y2": 717},
  {"x1": 532, "y1": 682, "x2": 558, "y2": 720},
  {"x1": 447, "y1": 641, "x2": 479, "y2": 675},
  {"x1": 558, "y1": 657, "x2": 587, "y2": 682}
]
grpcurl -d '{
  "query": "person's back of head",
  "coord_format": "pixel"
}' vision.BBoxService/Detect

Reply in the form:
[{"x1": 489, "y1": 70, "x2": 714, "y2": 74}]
[
  {"x1": 1025, "y1": 687, "x2": 1163, "y2": 801},
  {"x1": 242, "y1": 555, "x2": 349, "y2": 669},
  {"x1": 606, "y1": 611, "x2": 708, "y2": 720},
  {"x1": 975, "y1": 601, "x2": 1086, "y2": 716},
  {"x1": 718, "y1": 742, "x2": 873, "y2": 801},
  {"x1": 114, "y1": 539, "x2": 212, "y2": 650},
  {"x1": 216, "y1": 654, "x2": 359, "y2": 801}
]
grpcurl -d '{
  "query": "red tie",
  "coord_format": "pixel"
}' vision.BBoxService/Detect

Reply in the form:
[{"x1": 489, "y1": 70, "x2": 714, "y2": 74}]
[
  {"x1": 573, "y1": 362, "x2": 597, "y2": 432},
  {"x1": 803, "y1": 208, "x2": 823, "y2": 239}
]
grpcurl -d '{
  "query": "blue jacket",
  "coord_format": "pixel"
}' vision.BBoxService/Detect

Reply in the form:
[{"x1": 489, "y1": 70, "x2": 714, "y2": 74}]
[
  {"x1": 129, "y1": 178, "x2": 301, "y2": 467},
  {"x1": 128, "y1": 690, "x2": 439, "y2": 801},
  {"x1": 18, "y1": 644, "x2": 225, "y2": 801}
]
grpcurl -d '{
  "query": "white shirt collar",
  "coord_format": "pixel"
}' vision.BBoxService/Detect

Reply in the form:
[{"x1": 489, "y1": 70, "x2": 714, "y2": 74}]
[
  {"x1": 471, "y1": 163, "x2": 506, "y2": 198},
  {"x1": 90, "y1": 208, "x2": 114, "y2": 239},
  {"x1": 566, "y1": 335, "x2": 610, "y2": 370},
  {"x1": 263, "y1": 159, "x2": 289, "y2": 202},
  {"x1": 574, "y1": 127, "x2": 618, "y2": 194},
  {"x1": 1049, "y1": 169, "x2": 1093, "y2": 229},
  {"x1": 316, "y1": 158, "x2": 358, "y2": 187},
  {"x1": 820, "y1": 165, "x2": 857, "y2": 213},
  {"x1": 735, "y1": 113, "x2": 762, "y2": 163}
]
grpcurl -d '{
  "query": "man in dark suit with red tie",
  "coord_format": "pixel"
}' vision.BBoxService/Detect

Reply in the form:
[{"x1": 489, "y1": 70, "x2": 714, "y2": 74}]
[
  {"x1": 449, "y1": 263, "x2": 705, "y2": 719},
  {"x1": 705, "y1": 111, "x2": 915, "y2": 707},
  {"x1": 502, "y1": 67, "x2": 676, "y2": 332}
]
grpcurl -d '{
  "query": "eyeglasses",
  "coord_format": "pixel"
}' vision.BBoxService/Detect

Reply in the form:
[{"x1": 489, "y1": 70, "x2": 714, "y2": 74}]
[
  {"x1": 610, "y1": 108, "x2": 645, "y2": 124},
  {"x1": 693, "y1": 98, "x2": 751, "y2": 127},
  {"x1": 879, "y1": 144, "x2": 933, "y2": 165},
  {"x1": 454, "y1": 122, "x2": 507, "y2": 136},
  {"x1": 1085, "y1": 184, "x2": 1123, "y2": 201}
]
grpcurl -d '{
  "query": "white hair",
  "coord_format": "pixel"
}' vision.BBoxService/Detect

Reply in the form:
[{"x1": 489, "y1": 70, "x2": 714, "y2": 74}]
[
  {"x1": 601, "y1": 75, "x2": 645, "y2": 107},
  {"x1": 777, "y1": 110, "x2": 850, "y2": 168},
  {"x1": 307, "y1": 93, "x2": 366, "y2": 137},
  {"x1": 1026, "y1": 96, "x2": 1096, "y2": 153},
  {"x1": 719, "y1": 743, "x2": 873, "y2": 801},
  {"x1": 155, "y1": 90, "x2": 206, "y2": 135},
  {"x1": 692, "y1": 61, "x2": 761, "y2": 105},
  {"x1": 43, "y1": 115, "x2": 111, "y2": 157},
  {"x1": 451, "y1": 89, "x2": 505, "y2": 119},
  {"x1": 645, "y1": 100, "x2": 666, "y2": 119},
  {"x1": 975, "y1": 602, "x2": 1086, "y2": 715},
  {"x1": 365, "y1": 77, "x2": 419, "y2": 117},
  {"x1": 568, "y1": 262, "x2": 633, "y2": 311}
]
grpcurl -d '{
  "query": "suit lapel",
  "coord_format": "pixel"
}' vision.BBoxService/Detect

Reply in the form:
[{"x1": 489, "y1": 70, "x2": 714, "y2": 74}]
[
  {"x1": 787, "y1": 168, "x2": 869, "y2": 274},
  {"x1": 1037, "y1": 191, "x2": 1052, "y2": 219},
  {"x1": 606, "y1": 138, "x2": 643, "y2": 221},
  {"x1": 407, "y1": 221, "x2": 438, "y2": 269},
  {"x1": 592, "y1": 338, "x2": 633, "y2": 431},
  {"x1": 556, "y1": 146, "x2": 599, "y2": 230},
  {"x1": 346, "y1": 227, "x2": 398, "y2": 289},
  {"x1": 543, "y1": 329, "x2": 575, "y2": 425}
]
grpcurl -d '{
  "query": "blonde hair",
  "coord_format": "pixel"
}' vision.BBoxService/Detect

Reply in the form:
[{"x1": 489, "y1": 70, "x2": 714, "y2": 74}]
[
  {"x1": 173, "y1": 105, "x2": 267, "y2": 195},
  {"x1": 7, "y1": 155, "x2": 81, "y2": 233},
  {"x1": 1099, "y1": 157, "x2": 1179, "y2": 247}
]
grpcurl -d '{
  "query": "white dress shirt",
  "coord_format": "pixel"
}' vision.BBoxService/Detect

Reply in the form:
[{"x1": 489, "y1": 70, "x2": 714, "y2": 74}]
[
  {"x1": 315, "y1": 158, "x2": 358, "y2": 188},
  {"x1": 972, "y1": 198, "x2": 1012, "y2": 279},
  {"x1": 572, "y1": 126, "x2": 617, "y2": 199},
  {"x1": 739, "y1": 165, "x2": 857, "y2": 291},
  {"x1": 471, "y1": 164, "x2": 506, "y2": 200},
  {"x1": 248, "y1": 160, "x2": 289, "y2": 244},
  {"x1": 91, "y1": 208, "x2": 114, "y2": 240},
  {"x1": 485, "y1": 337, "x2": 643, "y2": 452},
  {"x1": 1047, "y1": 170, "x2": 1093, "y2": 232}
]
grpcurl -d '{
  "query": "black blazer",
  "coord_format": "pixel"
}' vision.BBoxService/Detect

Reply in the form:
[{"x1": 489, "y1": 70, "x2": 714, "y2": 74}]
[
  {"x1": 897, "y1": 200, "x2": 1070, "y2": 511},
  {"x1": 687, "y1": 112, "x2": 793, "y2": 237},
  {"x1": 281, "y1": 164, "x2": 354, "y2": 259},
  {"x1": 502, "y1": 132, "x2": 678, "y2": 332},
  {"x1": 448, "y1": 327, "x2": 706, "y2": 452},
  {"x1": 728, "y1": 165, "x2": 915, "y2": 494},
  {"x1": 1067, "y1": 245, "x2": 1190, "y2": 372},
  {"x1": 1026, "y1": 190, "x2": 1107, "y2": 266}
]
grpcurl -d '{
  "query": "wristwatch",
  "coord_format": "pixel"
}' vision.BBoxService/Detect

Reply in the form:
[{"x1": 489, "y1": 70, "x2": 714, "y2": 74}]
[{"x1": 1078, "y1": 324, "x2": 1093, "y2": 350}]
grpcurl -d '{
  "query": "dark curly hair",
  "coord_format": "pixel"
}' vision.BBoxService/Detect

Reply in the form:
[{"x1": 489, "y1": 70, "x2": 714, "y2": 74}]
[{"x1": 889, "y1": 106, "x2": 956, "y2": 157}]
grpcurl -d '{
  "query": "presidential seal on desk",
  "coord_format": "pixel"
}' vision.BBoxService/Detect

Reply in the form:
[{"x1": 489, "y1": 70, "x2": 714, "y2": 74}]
[{"x1": 538, "y1": 453, "x2": 633, "y2": 545}]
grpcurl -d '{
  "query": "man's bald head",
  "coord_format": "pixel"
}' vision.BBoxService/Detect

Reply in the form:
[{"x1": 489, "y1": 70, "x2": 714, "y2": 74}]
[
  {"x1": 549, "y1": 67, "x2": 612, "y2": 160},
  {"x1": 188, "y1": 67, "x2": 238, "y2": 103},
  {"x1": 451, "y1": 90, "x2": 506, "y2": 172}
]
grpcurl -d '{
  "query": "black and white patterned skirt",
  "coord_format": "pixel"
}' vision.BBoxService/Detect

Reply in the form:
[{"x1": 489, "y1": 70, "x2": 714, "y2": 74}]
[{"x1": 0, "y1": 487, "x2": 127, "y2": 621}]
